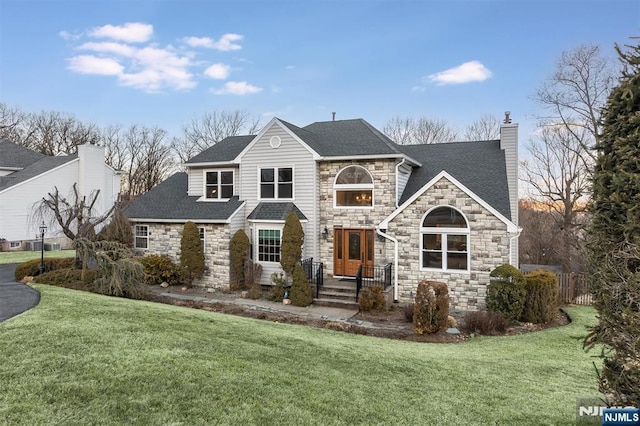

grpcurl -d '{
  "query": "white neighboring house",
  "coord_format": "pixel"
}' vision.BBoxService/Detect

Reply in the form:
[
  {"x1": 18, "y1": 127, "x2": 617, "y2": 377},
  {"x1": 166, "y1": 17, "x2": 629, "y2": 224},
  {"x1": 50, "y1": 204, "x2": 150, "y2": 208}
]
[{"x1": 0, "y1": 140, "x2": 121, "y2": 251}]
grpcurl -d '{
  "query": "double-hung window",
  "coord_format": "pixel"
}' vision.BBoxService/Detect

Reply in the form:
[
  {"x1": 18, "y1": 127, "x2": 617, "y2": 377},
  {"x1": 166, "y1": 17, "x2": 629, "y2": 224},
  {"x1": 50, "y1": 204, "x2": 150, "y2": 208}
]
[
  {"x1": 135, "y1": 225, "x2": 149, "y2": 249},
  {"x1": 205, "y1": 171, "x2": 234, "y2": 200},
  {"x1": 260, "y1": 167, "x2": 293, "y2": 199},
  {"x1": 421, "y1": 206, "x2": 469, "y2": 271}
]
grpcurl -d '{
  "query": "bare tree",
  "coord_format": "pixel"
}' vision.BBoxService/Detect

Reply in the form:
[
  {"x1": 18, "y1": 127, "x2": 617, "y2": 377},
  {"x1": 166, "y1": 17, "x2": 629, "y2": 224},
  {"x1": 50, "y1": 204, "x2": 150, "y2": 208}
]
[
  {"x1": 383, "y1": 116, "x2": 458, "y2": 145},
  {"x1": 518, "y1": 199, "x2": 563, "y2": 267},
  {"x1": 534, "y1": 44, "x2": 616, "y2": 164},
  {"x1": 172, "y1": 110, "x2": 262, "y2": 163},
  {"x1": 463, "y1": 114, "x2": 501, "y2": 141},
  {"x1": 34, "y1": 183, "x2": 116, "y2": 241},
  {"x1": 520, "y1": 125, "x2": 591, "y2": 272},
  {"x1": 0, "y1": 103, "x2": 27, "y2": 142}
]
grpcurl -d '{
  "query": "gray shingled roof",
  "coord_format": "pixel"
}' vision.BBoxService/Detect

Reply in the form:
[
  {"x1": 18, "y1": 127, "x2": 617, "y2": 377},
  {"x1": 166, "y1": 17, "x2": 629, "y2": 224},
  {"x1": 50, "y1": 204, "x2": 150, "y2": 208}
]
[
  {"x1": 124, "y1": 172, "x2": 244, "y2": 222},
  {"x1": 397, "y1": 140, "x2": 511, "y2": 219},
  {"x1": 0, "y1": 155, "x2": 78, "y2": 192},
  {"x1": 0, "y1": 139, "x2": 45, "y2": 168},
  {"x1": 184, "y1": 135, "x2": 255, "y2": 164},
  {"x1": 247, "y1": 202, "x2": 308, "y2": 222}
]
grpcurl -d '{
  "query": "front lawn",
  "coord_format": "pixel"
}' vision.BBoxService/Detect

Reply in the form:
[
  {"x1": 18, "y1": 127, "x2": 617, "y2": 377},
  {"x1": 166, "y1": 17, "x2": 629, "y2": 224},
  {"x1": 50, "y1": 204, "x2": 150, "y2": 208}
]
[
  {"x1": 0, "y1": 285, "x2": 601, "y2": 425},
  {"x1": 0, "y1": 250, "x2": 75, "y2": 265}
]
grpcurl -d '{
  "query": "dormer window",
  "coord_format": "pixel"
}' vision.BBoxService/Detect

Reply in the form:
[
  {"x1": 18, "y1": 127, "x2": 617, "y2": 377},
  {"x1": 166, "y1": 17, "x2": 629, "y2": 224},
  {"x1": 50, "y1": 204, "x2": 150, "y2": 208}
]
[
  {"x1": 334, "y1": 165, "x2": 374, "y2": 208},
  {"x1": 205, "y1": 171, "x2": 234, "y2": 199}
]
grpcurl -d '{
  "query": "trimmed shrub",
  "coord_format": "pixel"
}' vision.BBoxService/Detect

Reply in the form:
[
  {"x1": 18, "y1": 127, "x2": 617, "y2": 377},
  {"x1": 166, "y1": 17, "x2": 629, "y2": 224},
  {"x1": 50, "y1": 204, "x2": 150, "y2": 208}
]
[
  {"x1": 180, "y1": 221, "x2": 205, "y2": 287},
  {"x1": 490, "y1": 264, "x2": 525, "y2": 283},
  {"x1": 521, "y1": 270, "x2": 559, "y2": 324},
  {"x1": 461, "y1": 311, "x2": 509, "y2": 335},
  {"x1": 36, "y1": 268, "x2": 98, "y2": 289},
  {"x1": 267, "y1": 272, "x2": 286, "y2": 302},
  {"x1": 487, "y1": 263, "x2": 527, "y2": 322},
  {"x1": 230, "y1": 229, "x2": 250, "y2": 290},
  {"x1": 139, "y1": 255, "x2": 182, "y2": 286},
  {"x1": 413, "y1": 280, "x2": 449, "y2": 334},
  {"x1": 280, "y1": 212, "x2": 304, "y2": 277},
  {"x1": 289, "y1": 263, "x2": 313, "y2": 307},
  {"x1": 359, "y1": 286, "x2": 385, "y2": 312},
  {"x1": 15, "y1": 257, "x2": 75, "y2": 281},
  {"x1": 247, "y1": 282, "x2": 262, "y2": 300}
]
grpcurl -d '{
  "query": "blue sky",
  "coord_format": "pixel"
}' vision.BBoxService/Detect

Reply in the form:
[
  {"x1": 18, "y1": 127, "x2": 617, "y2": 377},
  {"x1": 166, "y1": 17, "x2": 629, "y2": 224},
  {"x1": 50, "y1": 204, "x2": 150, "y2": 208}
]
[{"x1": 0, "y1": 0, "x2": 638, "y2": 141}]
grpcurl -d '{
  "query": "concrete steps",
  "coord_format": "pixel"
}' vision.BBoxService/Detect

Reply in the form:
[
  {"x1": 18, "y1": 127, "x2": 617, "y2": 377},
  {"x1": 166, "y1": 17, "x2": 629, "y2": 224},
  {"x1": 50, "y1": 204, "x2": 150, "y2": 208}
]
[{"x1": 314, "y1": 278, "x2": 358, "y2": 309}]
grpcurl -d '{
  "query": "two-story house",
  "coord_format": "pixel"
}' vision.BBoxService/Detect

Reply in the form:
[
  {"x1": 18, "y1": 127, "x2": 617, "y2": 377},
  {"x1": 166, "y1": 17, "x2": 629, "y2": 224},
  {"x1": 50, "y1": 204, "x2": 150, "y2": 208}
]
[{"x1": 125, "y1": 114, "x2": 519, "y2": 311}]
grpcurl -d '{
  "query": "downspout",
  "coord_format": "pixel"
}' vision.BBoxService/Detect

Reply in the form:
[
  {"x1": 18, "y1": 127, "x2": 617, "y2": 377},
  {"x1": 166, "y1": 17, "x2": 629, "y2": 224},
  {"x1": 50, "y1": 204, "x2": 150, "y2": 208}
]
[
  {"x1": 394, "y1": 158, "x2": 406, "y2": 208},
  {"x1": 375, "y1": 228, "x2": 399, "y2": 303},
  {"x1": 509, "y1": 226, "x2": 523, "y2": 266}
]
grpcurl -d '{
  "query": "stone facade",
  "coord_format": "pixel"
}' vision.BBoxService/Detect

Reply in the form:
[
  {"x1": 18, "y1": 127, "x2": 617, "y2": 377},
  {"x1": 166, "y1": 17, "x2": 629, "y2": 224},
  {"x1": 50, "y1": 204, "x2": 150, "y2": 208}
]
[
  {"x1": 318, "y1": 159, "x2": 399, "y2": 273},
  {"x1": 135, "y1": 223, "x2": 231, "y2": 289},
  {"x1": 386, "y1": 177, "x2": 512, "y2": 311}
]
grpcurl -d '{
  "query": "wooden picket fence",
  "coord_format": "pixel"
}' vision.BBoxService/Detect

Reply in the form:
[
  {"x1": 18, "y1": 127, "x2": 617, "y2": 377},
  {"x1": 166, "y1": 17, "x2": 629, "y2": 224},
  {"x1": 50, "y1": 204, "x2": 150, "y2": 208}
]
[{"x1": 556, "y1": 273, "x2": 591, "y2": 305}]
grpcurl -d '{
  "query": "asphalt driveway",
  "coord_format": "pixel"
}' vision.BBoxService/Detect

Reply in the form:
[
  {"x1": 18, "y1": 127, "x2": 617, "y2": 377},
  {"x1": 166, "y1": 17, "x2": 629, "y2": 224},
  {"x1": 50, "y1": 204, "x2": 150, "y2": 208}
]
[{"x1": 0, "y1": 264, "x2": 40, "y2": 322}]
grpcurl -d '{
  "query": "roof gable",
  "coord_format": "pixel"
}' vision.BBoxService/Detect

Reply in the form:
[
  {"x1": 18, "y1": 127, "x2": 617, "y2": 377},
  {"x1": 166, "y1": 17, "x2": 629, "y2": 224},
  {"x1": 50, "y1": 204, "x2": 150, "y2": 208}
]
[
  {"x1": 185, "y1": 135, "x2": 255, "y2": 164},
  {"x1": 0, "y1": 155, "x2": 78, "y2": 193}
]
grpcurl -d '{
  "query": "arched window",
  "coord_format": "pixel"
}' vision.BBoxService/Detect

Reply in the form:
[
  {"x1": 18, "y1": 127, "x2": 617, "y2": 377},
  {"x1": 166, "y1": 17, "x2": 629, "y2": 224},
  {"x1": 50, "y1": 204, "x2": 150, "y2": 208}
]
[
  {"x1": 334, "y1": 165, "x2": 374, "y2": 207},
  {"x1": 420, "y1": 206, "x2": 469, "y2": 271}
]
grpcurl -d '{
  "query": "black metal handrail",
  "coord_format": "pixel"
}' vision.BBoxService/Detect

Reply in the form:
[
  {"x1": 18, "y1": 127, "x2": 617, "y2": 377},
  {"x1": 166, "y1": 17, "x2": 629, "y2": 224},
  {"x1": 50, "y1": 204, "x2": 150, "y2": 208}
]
[
  {"x1": 301, "y1": 257, "x2": 324, "y2": 297},
  {"x1": 356, "y1": 262, "x2": 393, "y2": 298}
]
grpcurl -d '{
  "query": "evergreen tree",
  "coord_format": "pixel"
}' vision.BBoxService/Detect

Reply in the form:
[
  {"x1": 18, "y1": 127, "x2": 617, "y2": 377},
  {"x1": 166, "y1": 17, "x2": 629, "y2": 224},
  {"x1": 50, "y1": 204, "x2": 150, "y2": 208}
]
[
  {"x1": 180, "y1": 221, "x2": 205, "y2": 286},
  {"x1": 280, "y1": 212, "x2": 304, "y2": 277},
  {"x1": 289, "y1": 263, "x2": 313, "y2": 306},
  {"x1": 585, "y1": 41, "x2": 640, "y2": 406},
  {"x1": 229, "y1": 229, "x2": 250, "y2": 290}
]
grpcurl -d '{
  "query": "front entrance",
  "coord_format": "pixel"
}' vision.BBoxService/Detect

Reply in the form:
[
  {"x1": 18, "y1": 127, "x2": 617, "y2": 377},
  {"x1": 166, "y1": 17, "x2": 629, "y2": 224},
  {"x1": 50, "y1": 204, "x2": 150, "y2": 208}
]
[{"x1": 333, "y1": 228, "x2": 374, "y2": 277}]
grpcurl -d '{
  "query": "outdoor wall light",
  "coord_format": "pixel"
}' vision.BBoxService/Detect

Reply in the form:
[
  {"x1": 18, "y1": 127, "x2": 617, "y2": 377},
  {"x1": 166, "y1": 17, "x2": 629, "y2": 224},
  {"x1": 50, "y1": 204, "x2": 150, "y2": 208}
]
[{"x1": 322, "y1": 226, "x2": 330, "y2": 241}]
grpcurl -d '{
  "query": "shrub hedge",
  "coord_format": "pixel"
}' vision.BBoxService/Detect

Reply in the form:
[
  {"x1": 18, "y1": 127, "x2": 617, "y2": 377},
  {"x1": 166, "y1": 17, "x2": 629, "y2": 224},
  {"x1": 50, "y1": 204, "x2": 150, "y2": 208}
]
[
  {"x1": 521, "y1": 270, "x2": 558, "y2": 324},
  {"x1": 15, "y1": 257, "x2": 75, "y2": 281},
  {"x1": 413, "y1": 280, "x2": 449, "y2": 334},
  {"x1": 36, "y1": 268, "x2": 98, "y2": 289}
]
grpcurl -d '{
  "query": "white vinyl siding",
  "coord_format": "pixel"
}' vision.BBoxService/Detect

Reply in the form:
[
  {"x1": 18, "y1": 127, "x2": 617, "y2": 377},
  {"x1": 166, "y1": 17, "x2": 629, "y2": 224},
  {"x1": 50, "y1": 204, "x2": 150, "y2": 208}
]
[
  {"x1": 396, "y1": 163, "x2": 412, "y2": 204},
  {"x1": 239, "y1": 123, "x2": 317, "y2": 277},
  {"x1": 188, "y1": 168, "x2": 204, "y2": 196}
]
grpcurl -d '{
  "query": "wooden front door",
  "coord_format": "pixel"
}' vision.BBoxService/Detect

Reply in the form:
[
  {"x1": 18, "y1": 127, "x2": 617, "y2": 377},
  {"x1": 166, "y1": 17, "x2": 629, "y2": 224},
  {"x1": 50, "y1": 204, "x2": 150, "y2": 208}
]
[{"x1": 333, "y1": 228, "x2": 374, "y2": 277}]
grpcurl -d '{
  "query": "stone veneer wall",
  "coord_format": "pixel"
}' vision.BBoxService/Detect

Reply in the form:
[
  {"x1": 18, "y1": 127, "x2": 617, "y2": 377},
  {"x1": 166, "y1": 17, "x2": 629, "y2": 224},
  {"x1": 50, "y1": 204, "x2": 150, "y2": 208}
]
[
  {"x1": 318, "y1": 160, "x2": 399, "y2": 274},
  {"x1": 386, "y1": 177, "x2": 512, "y2": 311},
  {"x1": 135, "y1": 223, "x2": 231, "y2": 289}
]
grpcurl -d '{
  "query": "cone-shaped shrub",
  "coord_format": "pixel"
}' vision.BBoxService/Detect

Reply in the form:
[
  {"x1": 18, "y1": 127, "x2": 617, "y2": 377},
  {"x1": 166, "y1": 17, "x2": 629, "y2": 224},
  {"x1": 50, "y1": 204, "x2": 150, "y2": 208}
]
[
  {"x1": 180, "y1": 221, "x2": 204, "y2": 286},
  {"x1": 280, "y1": 212, "x2": 304, "y2": 277},
  {"x1": 230, "y1": 229, "x2": 250, "y2": 290},
  {"x1": 290, "y1": 263, "x2": 313, "y2": 306},
  {"x1": 413, "y1": 280, "x2": 449, "y2": 334}
]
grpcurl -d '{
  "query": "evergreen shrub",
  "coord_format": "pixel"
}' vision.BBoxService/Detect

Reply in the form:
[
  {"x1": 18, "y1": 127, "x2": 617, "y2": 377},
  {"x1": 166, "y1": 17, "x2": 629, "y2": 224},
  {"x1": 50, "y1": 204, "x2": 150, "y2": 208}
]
[
  {"x1": 230, "y1": 229, "x2": 250, "y2": 290},
  {"x1": 289, "y1": 263, "x2": 313, "y2": 307},
  {"x1": 267, "y1": 272, "x2": 286, "y2": 302},
  {"x1": 413, "y1": 280, "x2": 449, "y2": 334},
  {"x1": 139, "y1": 255, "x2": 182, "y2": 286},
  {"x1": 486, "y1": 264, "x2": 527, "y2": 322},
  {"x1": 14, "y1": 257, "x2": 75, "y2": 280},
  {"x1": 358, "y1": 286, "x2": 385, "y2": 312},
  {"x1": 180, "y1": 221, "x2": 205, "y2": 287},
  {"x1": 521, "y1": 270, "x2": 558, "y2": 324}
]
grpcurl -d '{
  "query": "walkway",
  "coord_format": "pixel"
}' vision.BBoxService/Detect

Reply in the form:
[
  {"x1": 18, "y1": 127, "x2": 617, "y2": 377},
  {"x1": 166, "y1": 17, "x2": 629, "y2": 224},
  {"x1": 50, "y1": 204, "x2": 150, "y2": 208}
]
[{"x1": 0, "y1": 264, "x2": 40, "y2": 322}]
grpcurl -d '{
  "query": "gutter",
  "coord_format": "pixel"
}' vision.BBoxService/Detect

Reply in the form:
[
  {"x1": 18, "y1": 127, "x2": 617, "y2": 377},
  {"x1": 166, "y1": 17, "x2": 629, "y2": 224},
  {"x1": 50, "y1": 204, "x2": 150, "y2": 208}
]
[{"x1": 375, "y1": 227, "x2": 399, "y2": 303}]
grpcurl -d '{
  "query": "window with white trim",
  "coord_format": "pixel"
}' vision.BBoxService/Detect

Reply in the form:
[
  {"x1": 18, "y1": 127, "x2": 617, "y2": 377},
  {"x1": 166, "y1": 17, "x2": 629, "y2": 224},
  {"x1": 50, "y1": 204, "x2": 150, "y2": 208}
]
[
  {"x1": 205, "y1": 170, "x2": 234, "y2": 199},
  {"x1": 420, "y1": 206, "x2": 469, "y2": 271},
  {"x1": 9, "y1": 241, "x2": 21, "y2": 249},
  {"x1": 198, "y1": 227, "x2": 205, "y2": 252},
  {"x1": 135, "y1": 225, "x2": 149, "y2": 249},
  {"x1": 260, "y1": 167, "x2": 293, "y2": 199},
  {"x1": 257, "y1": 229, "x2": 281, "y2": 262},
  {"x1": 334, "y1": 165, "x2": 374, "y2": 207}
]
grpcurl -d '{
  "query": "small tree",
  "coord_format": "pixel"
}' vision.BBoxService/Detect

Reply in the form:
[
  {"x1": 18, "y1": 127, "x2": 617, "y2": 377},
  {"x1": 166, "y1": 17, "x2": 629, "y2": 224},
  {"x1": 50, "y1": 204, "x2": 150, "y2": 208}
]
[
  {"x1": 280, "y1": 212, "x2": 304, "y2": 279},
  {"x1": 230, "y1": 229, "x2": 250, "y2": 290},
  {"x1": 180, "y1": 221, "x2": 204, "y2": 287},
  {"x1": 289, "y1": 263, "x2": 313, "y2": 306}
]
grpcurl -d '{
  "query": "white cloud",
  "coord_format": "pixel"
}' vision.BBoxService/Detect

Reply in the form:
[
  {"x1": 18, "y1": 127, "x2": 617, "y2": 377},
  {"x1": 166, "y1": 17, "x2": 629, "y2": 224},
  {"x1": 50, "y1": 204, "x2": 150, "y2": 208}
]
[
  {"x1": 214, "y1": 81, "x2": 262, "y2": 95},
  {"x1": 427, "y1": 60, "x2": 492, "y2": 85},
  {"x1": 183, "y1": 33, "x2": 243, "y2": 51},
  {"x1": 204, "y1": 63, "x2": 231, "y2": 79},
  {"x1": 88, "y1": 22, "x2": 153, "y2": 43},
  {"x1": 59, "y1": 30, "x2": 81, "y2": 41},
  {"x1": 78, "y1": 42, "x2": 136, "y2": 57},
  {"x1": 67, "y1": 55, "x2": 124, "y2": 75}
]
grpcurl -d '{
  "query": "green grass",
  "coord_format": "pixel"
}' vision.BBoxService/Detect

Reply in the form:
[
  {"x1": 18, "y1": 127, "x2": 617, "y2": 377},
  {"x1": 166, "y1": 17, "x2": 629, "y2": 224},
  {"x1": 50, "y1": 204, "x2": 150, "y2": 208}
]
[
  {"x1": 0, "y1": 286, "x2": 602, "y2": 425},
  {"x1": 0, "y1": 250, "x2": 76, "y2": 264}
]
